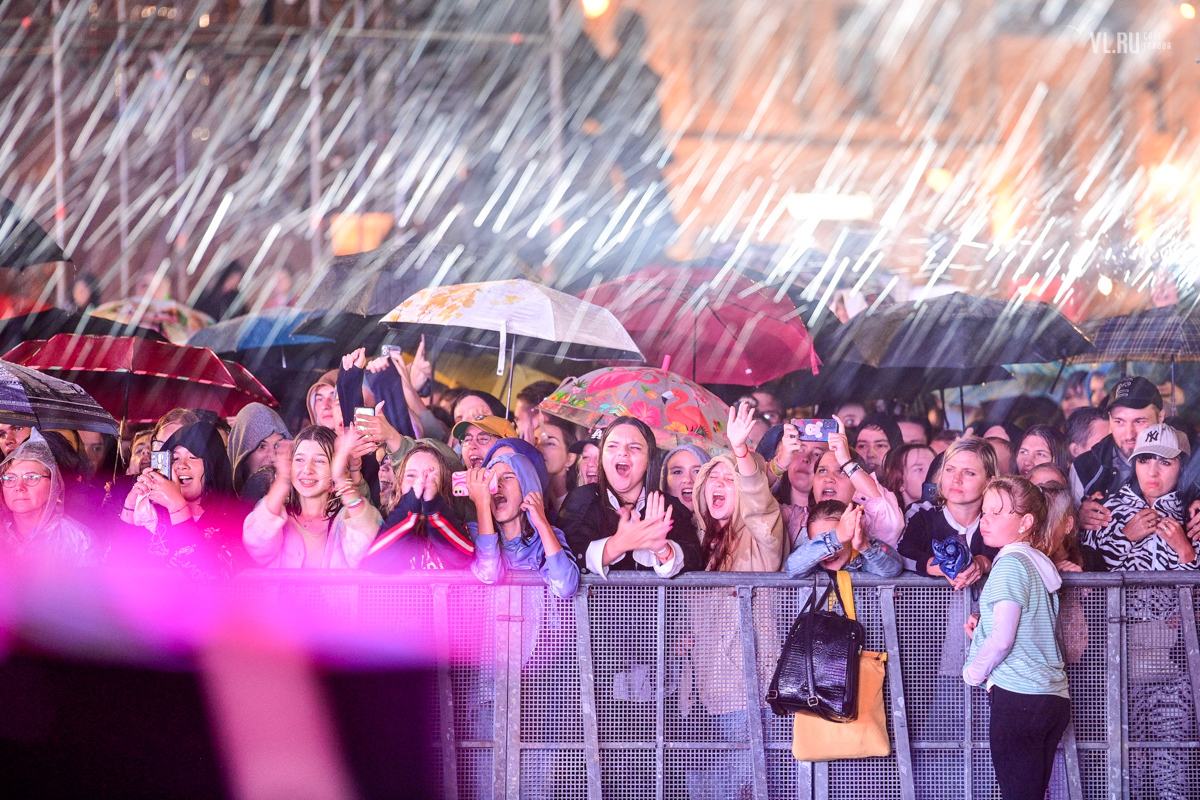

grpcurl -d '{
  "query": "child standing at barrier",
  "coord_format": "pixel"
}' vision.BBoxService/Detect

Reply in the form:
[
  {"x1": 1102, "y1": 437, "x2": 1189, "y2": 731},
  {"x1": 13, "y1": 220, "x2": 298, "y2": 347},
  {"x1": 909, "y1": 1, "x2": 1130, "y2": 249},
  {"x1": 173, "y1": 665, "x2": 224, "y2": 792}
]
[{"x1": 963, "y1": 475, "x2": 1070, "y2": 800}]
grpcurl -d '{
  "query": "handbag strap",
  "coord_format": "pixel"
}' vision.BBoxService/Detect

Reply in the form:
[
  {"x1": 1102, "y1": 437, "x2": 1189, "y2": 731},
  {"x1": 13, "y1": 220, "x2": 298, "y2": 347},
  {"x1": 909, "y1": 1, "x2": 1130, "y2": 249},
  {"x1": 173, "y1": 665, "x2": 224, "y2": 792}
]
[
  {"x1": 837, "y1": 570, "x2": 856, "y2": 621},
  {"x1": 821, "y1": 568, "x2": 855, "y2": 620}
]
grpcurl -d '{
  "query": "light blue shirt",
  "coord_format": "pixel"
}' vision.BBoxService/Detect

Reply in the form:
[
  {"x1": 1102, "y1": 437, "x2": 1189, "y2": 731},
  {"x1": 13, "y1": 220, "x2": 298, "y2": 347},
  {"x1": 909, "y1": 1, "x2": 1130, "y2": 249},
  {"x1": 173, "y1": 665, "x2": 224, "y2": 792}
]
[{"x1": 468, "y1": 521, "x2": 580, "y2": 599}]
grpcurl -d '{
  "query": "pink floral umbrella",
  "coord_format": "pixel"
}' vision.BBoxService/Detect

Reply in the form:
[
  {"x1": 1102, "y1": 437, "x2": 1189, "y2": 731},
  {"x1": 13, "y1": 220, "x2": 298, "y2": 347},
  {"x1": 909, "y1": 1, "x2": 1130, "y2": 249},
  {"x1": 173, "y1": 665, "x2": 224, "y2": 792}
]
[{"x1": 538, "y1": 366, "x2": 730, "y2": 454}]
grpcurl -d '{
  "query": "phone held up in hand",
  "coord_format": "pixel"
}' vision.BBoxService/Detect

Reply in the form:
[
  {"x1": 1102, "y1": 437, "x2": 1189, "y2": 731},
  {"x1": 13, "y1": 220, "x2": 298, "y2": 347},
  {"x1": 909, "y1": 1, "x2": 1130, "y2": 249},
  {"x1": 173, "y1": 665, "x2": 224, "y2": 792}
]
[
  {"x1": 150, "y1": 450, "x2": 172, "y2": 480},
  {"x1": 790, "y1": 418, "x2": 839, "y2": 442},
  {"x1": 354, "y1": 406, "x2": 375, "y2": 431},
  {"x1": 452, "y1": 470, "x2": 496, "y2": 496}
]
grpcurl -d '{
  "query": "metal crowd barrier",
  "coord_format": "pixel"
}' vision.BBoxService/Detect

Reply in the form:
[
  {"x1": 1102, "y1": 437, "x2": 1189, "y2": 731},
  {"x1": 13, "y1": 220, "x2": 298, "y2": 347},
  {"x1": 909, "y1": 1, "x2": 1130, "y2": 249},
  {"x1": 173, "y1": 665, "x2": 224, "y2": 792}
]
[{"x1": 228, "y1": 571, "x2": 1200, "y2": 800}]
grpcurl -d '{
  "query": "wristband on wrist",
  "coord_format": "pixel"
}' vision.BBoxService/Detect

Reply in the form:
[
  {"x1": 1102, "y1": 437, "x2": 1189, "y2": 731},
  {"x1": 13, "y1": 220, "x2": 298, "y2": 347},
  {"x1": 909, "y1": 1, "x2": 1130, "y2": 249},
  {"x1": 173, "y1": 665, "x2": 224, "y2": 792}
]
[
  {"x1": 841, "y1": 461, "x2": 862, "y2": 477},
  {"x1": 654, "y1": 543, "x2": 673, "y2": 558},
  {"x1": 343, "y1": 495, "x2": 364, "y2": 509},
  {"x1": 768, "y1": 458, "x2": 785, "y2": 477},
  {"x1": 732, "y1": 444, "x2": 749, "y2": 458}
]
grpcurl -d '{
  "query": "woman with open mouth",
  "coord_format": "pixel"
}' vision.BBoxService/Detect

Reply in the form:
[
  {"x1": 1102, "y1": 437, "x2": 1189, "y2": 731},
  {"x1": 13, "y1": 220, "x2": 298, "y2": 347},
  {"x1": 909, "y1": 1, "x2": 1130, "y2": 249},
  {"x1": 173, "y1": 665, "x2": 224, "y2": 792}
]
[
  {"x1": 243, "y1": 425, "x2": 382, "y2": 569},
  {"x1": 559, "y1": 416, "x2": 702, "y2": 577},
  {"x1": 804, "y1": 418, "x2": 904, "y2": 548},
  {"x1": 677, "y1": 402, "x2": 786, "y2": 800},
  {"x1": 119, "y1": 421, "x2": 247, "y2": 578}
]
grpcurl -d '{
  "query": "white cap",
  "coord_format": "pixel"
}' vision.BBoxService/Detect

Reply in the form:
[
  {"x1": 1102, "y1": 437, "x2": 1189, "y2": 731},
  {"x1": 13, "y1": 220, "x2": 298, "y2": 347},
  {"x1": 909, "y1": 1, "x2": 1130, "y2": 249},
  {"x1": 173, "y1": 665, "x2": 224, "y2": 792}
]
[{"x1": 1132, "y1": 424, "x2": 1191, "y2": 460}]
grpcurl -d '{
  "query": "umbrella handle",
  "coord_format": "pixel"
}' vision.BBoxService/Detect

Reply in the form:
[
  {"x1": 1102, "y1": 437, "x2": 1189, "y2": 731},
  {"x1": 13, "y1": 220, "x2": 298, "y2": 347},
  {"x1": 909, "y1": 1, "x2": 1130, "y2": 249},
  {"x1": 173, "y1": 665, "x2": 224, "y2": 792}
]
[{"x1": 497, "y1": 320, "x2": 507, "y2": 376}]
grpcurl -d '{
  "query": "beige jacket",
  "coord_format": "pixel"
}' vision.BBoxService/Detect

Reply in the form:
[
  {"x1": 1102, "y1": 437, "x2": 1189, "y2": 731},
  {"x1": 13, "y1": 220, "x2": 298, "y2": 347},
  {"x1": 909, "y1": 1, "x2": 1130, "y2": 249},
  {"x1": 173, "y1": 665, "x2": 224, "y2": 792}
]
[
  {"x1": 692, "y1": 452, "x2": 786, "y2": 572},
  {"x1": 679, "y1": 452, "x2": 784, "y2": 717}
]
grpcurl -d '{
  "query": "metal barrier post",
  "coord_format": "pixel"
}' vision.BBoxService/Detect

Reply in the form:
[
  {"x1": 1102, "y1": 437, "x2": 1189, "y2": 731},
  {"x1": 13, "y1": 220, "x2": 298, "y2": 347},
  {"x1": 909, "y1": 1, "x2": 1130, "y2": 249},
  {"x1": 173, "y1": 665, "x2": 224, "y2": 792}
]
[
  {"x1": 1106, "y1": 585, "x2": 1124, "y2": 800},
  {"x1": 737, "y1": 586, "x2": 770, "y2": 800},
  {"x1": 432, "y1": 585, "x2": 459, "y2": 800},
  {"x1": 655, "y1": 586, "x2": 666, "y2": 800},
  {"x1": 1177, "y1": 586, "x2": 1200, "y2": 750},
  {"x1": 1061, "y1": 719, "x2": 1083, "y2": 800},
  {"x1": 879, "y1": 586, "x2": 916, "y2": 800},
  {"x1": 497, "y1": 585, "x2": 520, "y2": 800},
  {"x1": 961, "y1": 589, "x2": 974, "y2": 800},
  {"x1": 574, "y1": 590, "x2": 603, "y2": 800}
]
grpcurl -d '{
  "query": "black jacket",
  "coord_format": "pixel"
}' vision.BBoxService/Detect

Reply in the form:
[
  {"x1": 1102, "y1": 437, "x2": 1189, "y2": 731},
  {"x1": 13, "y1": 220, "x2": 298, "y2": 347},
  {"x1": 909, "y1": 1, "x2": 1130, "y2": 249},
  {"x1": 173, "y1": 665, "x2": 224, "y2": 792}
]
[
  {"x1": 1072, "y1": 435, "x2": 1126, "y2": 500},
  {"x1": 559, "y1": 484, "x2": 703, "y2": 574}
]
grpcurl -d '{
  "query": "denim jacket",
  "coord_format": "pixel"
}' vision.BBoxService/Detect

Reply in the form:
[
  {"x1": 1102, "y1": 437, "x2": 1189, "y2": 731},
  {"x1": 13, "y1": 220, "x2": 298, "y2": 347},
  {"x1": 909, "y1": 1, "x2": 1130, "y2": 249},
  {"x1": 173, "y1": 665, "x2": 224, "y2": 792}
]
[{"x1": 785, "y1": 529, "x2": 904, "y2": 578}]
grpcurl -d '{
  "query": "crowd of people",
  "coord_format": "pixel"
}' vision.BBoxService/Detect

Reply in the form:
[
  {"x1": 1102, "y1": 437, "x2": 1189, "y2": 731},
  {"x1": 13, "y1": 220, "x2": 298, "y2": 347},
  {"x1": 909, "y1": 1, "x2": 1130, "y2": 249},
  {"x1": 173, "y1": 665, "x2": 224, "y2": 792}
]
[{"x1": 2, "y1": 338, "x2": 1197, "y2": 799}]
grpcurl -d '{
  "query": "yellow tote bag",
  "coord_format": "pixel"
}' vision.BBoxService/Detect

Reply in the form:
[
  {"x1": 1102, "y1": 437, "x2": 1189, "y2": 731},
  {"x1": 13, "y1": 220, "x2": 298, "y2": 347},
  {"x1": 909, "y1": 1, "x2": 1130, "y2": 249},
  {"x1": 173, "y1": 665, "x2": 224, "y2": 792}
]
[{"x1": 792, "y1": 571, "x2": 892, "y2": 761}]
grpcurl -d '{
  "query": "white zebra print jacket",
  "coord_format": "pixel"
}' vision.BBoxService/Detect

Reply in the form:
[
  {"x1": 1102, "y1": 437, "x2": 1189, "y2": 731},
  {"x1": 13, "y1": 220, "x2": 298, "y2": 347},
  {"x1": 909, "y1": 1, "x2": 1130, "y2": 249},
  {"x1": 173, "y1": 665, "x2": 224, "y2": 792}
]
[{"x1": 1081, "y1": 484, "x2": 1198, "y2": 571}]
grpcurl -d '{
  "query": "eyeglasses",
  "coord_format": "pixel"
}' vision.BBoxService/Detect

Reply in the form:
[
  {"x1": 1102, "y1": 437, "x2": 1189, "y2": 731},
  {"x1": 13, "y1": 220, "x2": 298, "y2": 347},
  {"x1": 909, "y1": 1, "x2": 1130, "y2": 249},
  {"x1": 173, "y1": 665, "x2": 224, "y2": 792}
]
[
  {"x1": 1, "y1": 472, "x2": 50, "y2": 487},
  {"x1": 461, "y1": 433, "x2": 497, "y2": 446}
]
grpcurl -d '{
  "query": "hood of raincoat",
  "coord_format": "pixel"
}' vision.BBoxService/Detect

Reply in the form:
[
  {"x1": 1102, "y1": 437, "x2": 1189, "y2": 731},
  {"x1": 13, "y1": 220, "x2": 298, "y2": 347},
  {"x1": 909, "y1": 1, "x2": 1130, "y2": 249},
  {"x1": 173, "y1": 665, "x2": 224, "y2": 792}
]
[
  {"x1": 659, "y1": 443, "x2": 712, "y2": 493},
  {"x1": 485, "y1": 438, "x2": 551, "y2": 494},
  {"x1": 487, "y1": 452, "x2": 546, "y2": 537},
  {"x1": 228, "y1": 403, "x2": 292, "y2": 492},
  {"x1": 0, "y1": 430, "x2": 96, "y2": 564},
  {"x1": 306, "y1": 369, "x2": 338, "y2": 426}
]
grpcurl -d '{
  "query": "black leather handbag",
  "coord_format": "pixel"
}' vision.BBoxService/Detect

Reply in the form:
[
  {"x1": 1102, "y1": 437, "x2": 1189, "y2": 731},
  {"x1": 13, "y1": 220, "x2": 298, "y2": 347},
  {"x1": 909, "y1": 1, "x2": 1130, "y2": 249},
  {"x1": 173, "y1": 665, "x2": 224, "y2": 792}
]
[{"x1": 766, "y1": 570, "x2": 866, "y2": 721}]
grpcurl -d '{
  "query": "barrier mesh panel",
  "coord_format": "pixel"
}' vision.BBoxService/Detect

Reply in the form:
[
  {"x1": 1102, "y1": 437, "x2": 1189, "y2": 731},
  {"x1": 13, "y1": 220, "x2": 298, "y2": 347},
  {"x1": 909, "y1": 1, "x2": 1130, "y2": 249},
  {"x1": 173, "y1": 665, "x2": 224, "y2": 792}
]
[
  {"x1": 225, "y1": 573, "x2": 1200, "y2": 798},
  {"x1": 591, "y1": 586, "x2": 660, "y2": 744},
  {"x1": 1063, "y1": 585, "x2": 1108, "y2": 743}
]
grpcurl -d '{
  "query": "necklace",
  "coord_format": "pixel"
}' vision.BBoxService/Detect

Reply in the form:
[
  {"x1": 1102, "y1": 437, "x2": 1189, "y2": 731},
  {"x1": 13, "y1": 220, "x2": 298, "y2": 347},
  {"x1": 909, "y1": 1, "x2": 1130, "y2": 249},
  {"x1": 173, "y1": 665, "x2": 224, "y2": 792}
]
[{"x1": 293, "y1": 513, "x2": 327, "y2": 534}]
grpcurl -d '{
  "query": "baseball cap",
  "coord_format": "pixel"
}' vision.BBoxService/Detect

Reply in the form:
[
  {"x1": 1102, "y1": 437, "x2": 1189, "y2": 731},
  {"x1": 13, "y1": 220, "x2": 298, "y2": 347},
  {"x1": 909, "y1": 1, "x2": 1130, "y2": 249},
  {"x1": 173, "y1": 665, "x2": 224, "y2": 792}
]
[
  {"x1": 568, "y1": 437, "x2": 600, "y2": 456},
  {"x1": 1131, "y1": 423, "x2": 1191, "y2": 460},
  {"x1": 1108, "y1": 376, "x2": 1163, "y2": 411},
  {"x1": 451, "y1": 415, "x2": 518, "y2": 441}
]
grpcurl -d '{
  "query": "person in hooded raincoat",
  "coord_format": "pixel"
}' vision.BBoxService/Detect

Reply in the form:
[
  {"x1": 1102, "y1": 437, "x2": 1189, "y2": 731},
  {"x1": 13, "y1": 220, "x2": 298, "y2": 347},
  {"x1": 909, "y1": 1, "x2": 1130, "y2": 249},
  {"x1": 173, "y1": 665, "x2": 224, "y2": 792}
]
[
  {"x1": 227, "y1": 403, "x2": 292, "y2": 501},
  {"x1": 0, "y1": 430, "x2": 99, "y2": 566}
]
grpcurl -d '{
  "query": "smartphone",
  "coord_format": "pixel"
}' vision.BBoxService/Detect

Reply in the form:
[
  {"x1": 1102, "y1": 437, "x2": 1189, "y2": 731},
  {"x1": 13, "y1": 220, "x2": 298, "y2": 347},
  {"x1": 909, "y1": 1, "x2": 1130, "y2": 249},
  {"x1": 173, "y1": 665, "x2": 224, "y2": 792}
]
[
  {"x1": 790, "y1": 418, "x2": 839, "y2": 442},
  {"x1": 150, "y1": 450, "x2": 171, "y2": 480},
  {"x1": 452, "y1": 470, "x2": 496, "y2": 496},
  {"x1": 354, "y1": 406, "x2": 375, "y2": 431},
  {"x1": 381, "y1": 344, "x2": 404, "y2": 359}
]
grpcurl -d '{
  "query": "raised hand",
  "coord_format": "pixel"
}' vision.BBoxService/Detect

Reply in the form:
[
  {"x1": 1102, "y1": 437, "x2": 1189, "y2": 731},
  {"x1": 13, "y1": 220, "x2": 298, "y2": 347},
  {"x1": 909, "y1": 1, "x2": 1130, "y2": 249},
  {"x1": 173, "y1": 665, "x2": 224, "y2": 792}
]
[
  {"x1": 409, "y1": 335, "x2": 433, "y2": 392},
  {"x1": 774, "y1": 421, "x2": 802, "y2": 470},
  {"x1": 828, "y1": 414, "x2": 852, "y2": 466},
  {"x1": 341, "y1": 347, "x2": 366, "y2": 371},
  {"x1": 726, "y1": 401, "x2": 757, "y2": 453}
]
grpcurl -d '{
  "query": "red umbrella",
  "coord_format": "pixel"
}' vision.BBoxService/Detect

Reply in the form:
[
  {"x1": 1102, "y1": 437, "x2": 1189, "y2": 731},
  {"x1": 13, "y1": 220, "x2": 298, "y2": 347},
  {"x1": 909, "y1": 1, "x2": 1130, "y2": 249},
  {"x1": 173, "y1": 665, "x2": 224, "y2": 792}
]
[
  {"x1": 3, "y1": 335, "x2": 276, "y2": 425},
  {"x1": 581, "y1": 265, "x2": 821, "y2": 385}
]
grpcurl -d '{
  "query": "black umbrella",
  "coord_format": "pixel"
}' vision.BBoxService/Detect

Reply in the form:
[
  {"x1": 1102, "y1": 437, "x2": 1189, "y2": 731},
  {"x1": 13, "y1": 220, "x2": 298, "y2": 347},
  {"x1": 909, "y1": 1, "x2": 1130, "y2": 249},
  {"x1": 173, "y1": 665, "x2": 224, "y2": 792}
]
[
  {"x1": 0, "y1": 196, "x2": 68, "y2": 269},
  {"x1": 0, "y1": 359, "x2": 119, "y2": 435},
  {"x1": 781, "y1": 363, "x2": 1014, "y2": 406},
  {"x1": 291, "y1": 240, "x2": 519, "y2": 345},
  {"x1": 0, "y1": 309, "x2": 166, "y2": 355},
  {"x1": 819, "y1": 292, "x2": 1094, "y2": 370}
]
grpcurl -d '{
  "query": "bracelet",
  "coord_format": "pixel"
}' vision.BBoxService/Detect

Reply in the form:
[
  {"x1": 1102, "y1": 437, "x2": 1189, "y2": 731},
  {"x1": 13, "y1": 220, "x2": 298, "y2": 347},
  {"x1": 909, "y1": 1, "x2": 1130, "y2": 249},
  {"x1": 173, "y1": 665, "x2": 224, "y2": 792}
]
[
  {"x1": 732, "y1": 445, "x2": 749, "y2": 458},
  {"x1": 768, "y1": 458, "x2": 785, "y2": 477},
  {"x1": 654, "y1": 543, "x2": 673, "y2": 558},
  {"x1": 343, "y1": 496, "x2": 364, "y2": 509},
  {"x1": 841, "y1": 461, "x2": 862, "y2": 477}
]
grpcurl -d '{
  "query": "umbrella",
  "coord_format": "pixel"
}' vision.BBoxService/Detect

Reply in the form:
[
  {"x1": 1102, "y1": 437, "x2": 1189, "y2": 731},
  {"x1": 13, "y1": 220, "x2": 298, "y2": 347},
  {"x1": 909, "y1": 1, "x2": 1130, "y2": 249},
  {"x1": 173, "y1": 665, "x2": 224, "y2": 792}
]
[
  {"x1": 1069, "y1": 305, "x2": 1200, "y2": 414},
  {"x1": 187, "y1": 307, "x2": 336, "y2": 368},
  {"x1": 581, "y1": 265, "x2": 820, "y2": 385},
  {"x1": 90, "y1": 298, "x2": 213, "y2": 345},
  {"x1": 782, "y1": 364, "x2": 1014, "y2": 405},
  {"x1": 1071, "y1": 306, "x2": 1200, "y2": 364},
  {"x1": 0, "y1": 308, "x2": 166, "y2": 355},
  {"x1": 289, "y1": 240, "x2": 511, "y2": 345},
  {"x1": 382, "y1": 279, "x2": 643, "y2": 376},
  {"x1": 819, "y1": 292, "x2": 1094, "y2": 370},
  {"x1": 3, "y1": 335, "x2": 275, "y2": 425},
  {"x1": 0, "y1": 196, "x2": 68, "y2": 269},
  {"x1": 538, "y1": 366, "x2": 730, "y2": 454},
  {"x1": 0, "y1": 359, "x2": 119, "y2": 435}
]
